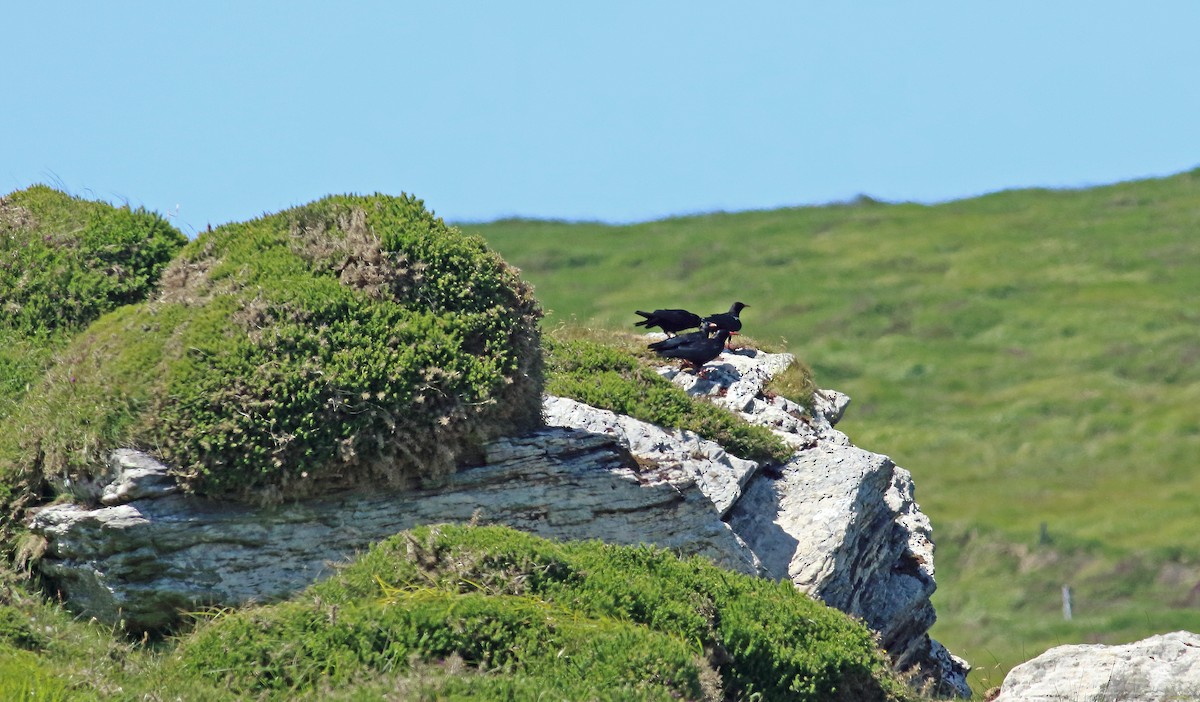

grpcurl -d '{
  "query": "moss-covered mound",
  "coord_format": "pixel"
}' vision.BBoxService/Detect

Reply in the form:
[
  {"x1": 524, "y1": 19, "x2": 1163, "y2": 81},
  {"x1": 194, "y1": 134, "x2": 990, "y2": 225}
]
[
  {"x1": 175, "y1": 524, "x2": 910, "y2": 701},
  {"x1": 1, "y1": 193, "x2": 541, "y2": 511},
  {"x1": 0, "y1": 186, "x2": 185, "y2": 418}
]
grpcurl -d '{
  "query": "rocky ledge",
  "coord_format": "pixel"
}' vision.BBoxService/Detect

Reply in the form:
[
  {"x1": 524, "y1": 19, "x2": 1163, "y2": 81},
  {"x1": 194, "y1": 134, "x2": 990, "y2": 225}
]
[{"x1": 27, "y1": 345, "x2": 970, "y2": 696}]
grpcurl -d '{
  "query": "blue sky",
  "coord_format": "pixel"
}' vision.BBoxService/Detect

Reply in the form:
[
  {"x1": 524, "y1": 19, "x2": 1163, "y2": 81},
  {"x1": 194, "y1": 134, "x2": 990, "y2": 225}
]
[{"x1": 4, "y1": 2, "x2": 1198, "y2": 235}]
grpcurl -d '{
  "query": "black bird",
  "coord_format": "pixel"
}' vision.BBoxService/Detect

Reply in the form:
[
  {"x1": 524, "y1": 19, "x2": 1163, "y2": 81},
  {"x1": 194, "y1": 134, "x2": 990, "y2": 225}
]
[
  {"x1": 634, "y1": 308, "x2": 702, "y2": 336},
  {"x1": 647, "y1": 329, "x2": 708, "y2": 353},
  {"x1": 651, "y1": 329, "x2": 731, "y2": 372},
  {"x1": 702, "y1": 301, "x2": 748, "y2": 334}
]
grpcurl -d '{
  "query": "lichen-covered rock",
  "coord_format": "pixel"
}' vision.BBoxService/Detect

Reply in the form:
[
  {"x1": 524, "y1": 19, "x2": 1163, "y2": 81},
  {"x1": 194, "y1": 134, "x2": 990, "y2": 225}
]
[
  {"x1": 727, "y1": 445, "x2": 939, "y2": 665},
  {"x1": 993, "y1": 631, "x2": 1200, "y2": 702},
  {"x1": 98, "y1": 449, "x2": 180, "y2": 506},
  {"x1": 657, "y1": 347, "x2": 847, "y2": 448}
]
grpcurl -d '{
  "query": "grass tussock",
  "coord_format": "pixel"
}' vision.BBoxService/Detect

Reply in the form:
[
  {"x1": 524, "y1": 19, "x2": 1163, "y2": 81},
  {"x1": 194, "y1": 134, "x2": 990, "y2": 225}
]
[{"x1": 178, "y1": 524, "x2": 911, "y2": 701}]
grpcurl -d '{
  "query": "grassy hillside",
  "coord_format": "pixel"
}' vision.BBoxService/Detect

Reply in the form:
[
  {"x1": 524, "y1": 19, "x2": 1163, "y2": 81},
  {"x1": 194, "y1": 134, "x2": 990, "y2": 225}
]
[
  {"x1": 0, "y1": 525, "x2": 916, "y2": 701},
  {"x1": 463, "y1": 169, "x2": 1200, "y2": 693}
]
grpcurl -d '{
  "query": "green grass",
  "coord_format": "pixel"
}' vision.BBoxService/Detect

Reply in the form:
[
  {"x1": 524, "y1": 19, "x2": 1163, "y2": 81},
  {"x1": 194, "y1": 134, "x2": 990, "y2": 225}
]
[
  {"x1": 463, "y1": 168, "x2": 1200, "y2": 695},
  {"x1": 0, "y1": 647, "x2": 76, "y2": 702},
  {"x1": 0, "y1": 525, "x2": 915, "y2": 701}
]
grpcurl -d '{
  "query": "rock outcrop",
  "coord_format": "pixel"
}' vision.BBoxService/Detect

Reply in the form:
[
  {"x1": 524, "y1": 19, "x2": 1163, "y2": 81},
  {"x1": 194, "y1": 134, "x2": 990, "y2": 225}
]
[
  {"x1": 728, "y1": 442, "x2": 937, "y2": 669},
  {"x1": 27, "y1": 345, "x2": 969, "y2": 696},
  {"x1": 547, "y1": 348, "x2": 968, "y2": 696},
  {"x1": 993, "y1": 631, "x2": 1200, "y2": 702},
  {"x1": 542, "y1": 395, "x2": 758, "y2": 516},
  {"x1": 31, "y1": 433, "x2": 759, "y2": 631}
]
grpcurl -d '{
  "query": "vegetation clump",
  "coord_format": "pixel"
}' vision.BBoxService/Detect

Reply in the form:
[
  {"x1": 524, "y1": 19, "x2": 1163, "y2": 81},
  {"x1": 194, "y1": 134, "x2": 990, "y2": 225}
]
[
  {"x1": 175, "y1": 524, "x2": 910, "y2": 701},
  {"x1": 0, "y1": 604, "x2": 47, "y2": 651},
  {"x1": 0, "y1": 185, "x2": 185, "y2": 419},
  {"x1": 0, "y1": 193, "x2": 542, "y2": 513}
]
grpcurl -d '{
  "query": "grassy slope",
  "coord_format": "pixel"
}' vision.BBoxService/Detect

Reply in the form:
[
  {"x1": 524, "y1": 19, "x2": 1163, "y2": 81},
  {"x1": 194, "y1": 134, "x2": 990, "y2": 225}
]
[{"x1": 462, "y1": 169, "x2": 1200, "y2": 694}]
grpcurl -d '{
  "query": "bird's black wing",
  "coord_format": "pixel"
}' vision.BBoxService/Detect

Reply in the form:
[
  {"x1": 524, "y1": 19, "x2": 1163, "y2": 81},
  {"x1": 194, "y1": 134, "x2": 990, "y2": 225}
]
[
  {"x1": 648, "y1": 330, "x2": 708, "y2": 351},
  {"x1": 635, "y1": 308, "x2": 702, "y2": 334}
]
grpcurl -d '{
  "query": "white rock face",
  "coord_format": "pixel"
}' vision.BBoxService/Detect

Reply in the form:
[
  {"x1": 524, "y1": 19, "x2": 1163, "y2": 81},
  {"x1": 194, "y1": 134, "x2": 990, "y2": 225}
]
[
  {"x1": 30, "y1": 429, "x2": 759, "y2": 631},
  {"x1": 658, "y1": 348, "x2": 849, "y2": 448},
  {"x1": 728, "y1": 443, "x2": 936, "y2": 667},
  {"x1": 663, "y1": 347, "x2": 967, "y2": 696},
  {"x1": 553, "y1": 345, "x2": 967, "y2": 695},
  {"x1": 994, "y1": 631, "x2": 1200, "y2": 702},
  {"x1": 100, "y1": 449, "x2": 179, "y2": 505},
  {"x1": 26, "y1": 343, "x2": 968, "y2": 696},
  {"x1": 543, "y1": 395, "x2": 758, "y2": 516}
]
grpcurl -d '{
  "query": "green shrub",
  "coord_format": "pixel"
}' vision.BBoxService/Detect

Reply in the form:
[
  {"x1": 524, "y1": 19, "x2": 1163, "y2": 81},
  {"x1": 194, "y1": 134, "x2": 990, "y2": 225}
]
[
  {"x1": 0, "y1": 186, "x2": 185, "y2": 338},
  {"x1": 0, "y1": 605, "x2": 47, "y2": 651},
  {"x1": 544, "y1": 335, "x2": 793, "y2": 464},
  {"x1": 0, "y1": 186, "x2": 185, "y2": 419},
  {"x1": 179, "y1": 591, "x2": 705, "y2": 700},
  {"x1": 176, "y1": 525, "x2": 907, "y2": 701},
  {"x1": 0, "y1": 193, "x2": 542, "y2": 513}
]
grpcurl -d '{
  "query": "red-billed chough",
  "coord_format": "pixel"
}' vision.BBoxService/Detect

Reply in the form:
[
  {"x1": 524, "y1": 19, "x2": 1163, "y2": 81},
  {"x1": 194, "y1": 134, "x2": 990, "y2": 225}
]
[
  {"x1": 633, "y1": 308, "x2": 702, "y2": 336},
  {"x1": 647, "y1": 329, "x2": 708, "y2": 353},
  {"x1": 651, "y1": 328, "x2": 731, "y2": 372},
  {"x1": 702, "y1": 301, "x2": 748, "y2": 334}
]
